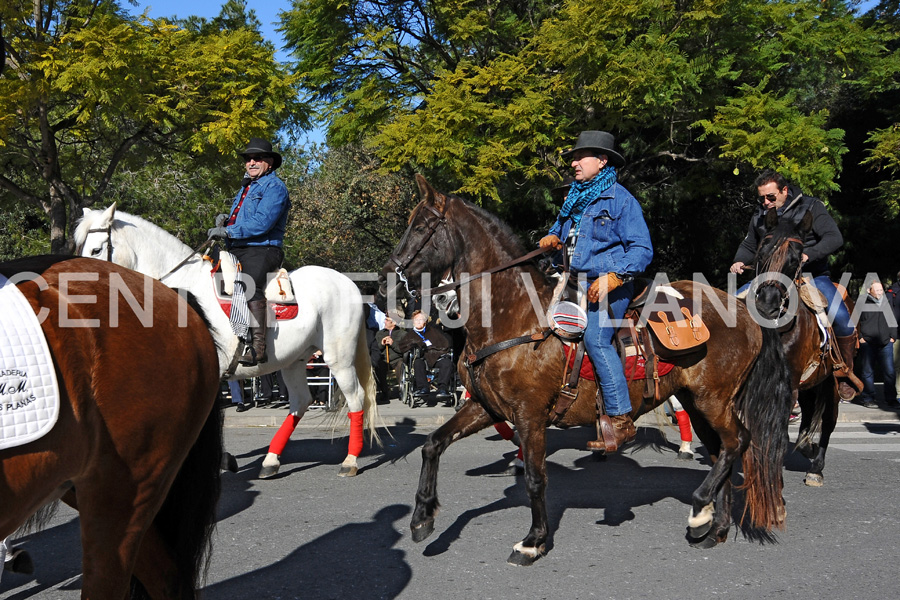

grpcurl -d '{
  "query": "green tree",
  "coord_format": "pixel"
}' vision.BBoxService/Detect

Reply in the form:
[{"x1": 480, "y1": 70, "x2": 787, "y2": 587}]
[{"x1": 0, "y1": 0, "x2": 303, "y2": 254}]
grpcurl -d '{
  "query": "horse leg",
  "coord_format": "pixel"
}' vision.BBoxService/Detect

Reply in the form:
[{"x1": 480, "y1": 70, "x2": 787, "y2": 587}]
[
  {"x1": 260, "y1": 364, "x2": 313, "y2": 479},
  {"x1": 794, "y1": 388, "x2": 819, "y2": 460},
  {"x1": 804, "y1": 385, "x2": 839, "y2": 487},
  {"x1": 75, "y1": 480, "x2": 155, "y2": 599},
  {"x1": 507, "y1": 423, "x2": 550, "y2": 566},
  {"x1": 411, "y1": 400, "x2": 494, "y2": 544},
  {"x1": 685, "y1": 417, "x2": 748, "y2": 546},
  {"x1": 328, "y1": 362, "x2": 367, "y2": 478}
]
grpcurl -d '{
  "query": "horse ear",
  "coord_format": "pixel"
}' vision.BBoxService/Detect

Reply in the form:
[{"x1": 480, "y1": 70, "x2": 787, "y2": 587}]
[
  {"x1": 764, "y1": 207, "x2": 778, "y2": 230},
  {"x1": 415, "y1": 174, "x2": 435, "y2": 203},
  {"x1": 98, "y1": 203, "x2": 117, "y2": 226},
  {"x1": 799, "y1": 209, "x2": 814, "y2": 235}
]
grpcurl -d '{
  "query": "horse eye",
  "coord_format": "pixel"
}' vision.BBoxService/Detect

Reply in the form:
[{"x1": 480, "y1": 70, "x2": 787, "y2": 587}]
[{"x1": 90, "y1": 247, "x2": 102, "y2": 257}]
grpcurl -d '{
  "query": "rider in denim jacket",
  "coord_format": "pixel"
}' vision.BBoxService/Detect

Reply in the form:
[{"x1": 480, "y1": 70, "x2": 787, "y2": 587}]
[{"x1": 540, "y1": 131, "x2": 653, "y2": 449}]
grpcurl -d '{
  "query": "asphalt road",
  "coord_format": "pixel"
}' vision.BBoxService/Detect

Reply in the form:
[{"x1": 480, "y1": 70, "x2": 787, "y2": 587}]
[{"x1": 4, "y1": 413, "x2": 900, "y2": 600}]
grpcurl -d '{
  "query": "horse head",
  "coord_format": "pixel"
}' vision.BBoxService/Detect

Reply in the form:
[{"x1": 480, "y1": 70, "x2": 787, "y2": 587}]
[
  {"x1": 379, "y1": 175, "x2": 461, "y2": 300},
  {"x1": 751, "y1": 208, "x2": 813, "y2": 322},
  {"x1": 74, "y1": 203, "x2": 137, "y2": 269}
]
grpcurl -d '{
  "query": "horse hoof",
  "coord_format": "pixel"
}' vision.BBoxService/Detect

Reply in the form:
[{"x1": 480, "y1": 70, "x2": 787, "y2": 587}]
[
  {"x1": 410, "y1": 520, "x2": 435, "y2": 543},
  {"x1": 7, "y1": 549, "x2": 34, "y2": 575},
  {"x1": 259, "y1": 464, "x2": 280, "y2": 479},
  {"x1": 689, "y1": 534, "x2": 719, "y2": 549},
  {"x1": 221, "y1": 452, "x2": 238, "y2": 473},
  {"x1": 338, "y1": 465, "x2": 359, "y2": 477},
  {"x1": 507, "y1": 542, "x2": 544, "y2": 566},
  {"x1": 677, "y1": 451, "x2": 694, "y2": 461},
  {"x1": 804, "y1": 473, "x2": 824, "y2": 487}
]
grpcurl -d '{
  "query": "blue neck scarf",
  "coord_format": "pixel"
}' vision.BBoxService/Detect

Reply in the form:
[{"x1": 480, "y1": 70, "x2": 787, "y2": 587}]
[{"x1": 558, "y1": 166, "x2": 618, "y2": 230}]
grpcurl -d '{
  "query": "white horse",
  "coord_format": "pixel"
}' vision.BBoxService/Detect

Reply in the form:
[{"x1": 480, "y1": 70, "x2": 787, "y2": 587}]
[{"x1": 75, "y1": 205, "x2": 378, "y2": 478}]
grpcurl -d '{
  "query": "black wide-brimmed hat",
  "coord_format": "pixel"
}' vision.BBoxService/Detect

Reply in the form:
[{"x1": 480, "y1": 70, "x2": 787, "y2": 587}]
[
  {"x1": 561, "y1": 130, "x2": 625, "y2": 168},
  {"x1": 238, "y1": 138, "x2": 283, "y2": 170},
  {"x1": 550, "y1": 175, "x2": 576, "y2": 203}
]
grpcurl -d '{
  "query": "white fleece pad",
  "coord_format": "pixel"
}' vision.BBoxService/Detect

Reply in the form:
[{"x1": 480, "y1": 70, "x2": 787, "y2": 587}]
[{"x1": 0, "y1": 274, "x2": 60, "y2": 450}]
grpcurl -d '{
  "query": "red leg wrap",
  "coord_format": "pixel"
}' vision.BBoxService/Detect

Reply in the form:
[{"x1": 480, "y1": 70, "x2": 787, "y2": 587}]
[
  {"x1": 268, "y1": 414, "x2": 301, "y2": 455},
  {"x1": 675, "y1": 410, "x2": 692, "y2": 443},
  {"x1": 348, "y1": 410, "x2": 364, "y2": 457},
  {"x1": 493, "y1": 421, "x2": 515, "y2": 441}
]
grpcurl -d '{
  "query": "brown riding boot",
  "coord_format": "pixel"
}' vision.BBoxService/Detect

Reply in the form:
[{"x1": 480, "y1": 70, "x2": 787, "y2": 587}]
[
  {"x1": 610, "y1": 413, "x2": 637, "y2": 448},
  {"x1": 239, "y1": 300, "x2": 269, "y2": 366},
  {"x1": 834, "y1": 334, "x2": 863, "y2": 401}
]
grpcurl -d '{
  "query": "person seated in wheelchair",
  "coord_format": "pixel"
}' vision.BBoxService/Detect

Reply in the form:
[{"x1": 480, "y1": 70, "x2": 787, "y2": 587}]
[{"x1": 396, "y1": 310, "x2": 454, "y2": 399}]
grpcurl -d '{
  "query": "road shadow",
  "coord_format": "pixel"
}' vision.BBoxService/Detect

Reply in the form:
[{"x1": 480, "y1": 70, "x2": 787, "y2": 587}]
[
  {"x1": 0, "y1": 516, "x2": 82, "y2": 599},
  {"x1": 202, "y1": 504, "x2": 412, "y2": 600}
]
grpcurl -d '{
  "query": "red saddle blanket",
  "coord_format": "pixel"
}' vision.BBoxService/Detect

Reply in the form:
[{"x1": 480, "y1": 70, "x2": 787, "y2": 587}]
[
  {"x1": 218, "y1": 300, "x2": 298, "y2": 321},
  {"x1": 564, "y1": 346, "x2": 675, "y2": 382}
]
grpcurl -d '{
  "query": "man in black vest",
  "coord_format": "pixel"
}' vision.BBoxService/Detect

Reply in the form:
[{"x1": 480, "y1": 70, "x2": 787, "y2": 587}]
[{"x1": 730, "y1": 169, "x2": 861, "y2": 399}]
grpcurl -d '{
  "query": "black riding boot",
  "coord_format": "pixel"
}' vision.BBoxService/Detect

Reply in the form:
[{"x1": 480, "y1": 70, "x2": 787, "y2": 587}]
[{"x1": 240, "y1": 300, "x2": 269, "y2": 366}]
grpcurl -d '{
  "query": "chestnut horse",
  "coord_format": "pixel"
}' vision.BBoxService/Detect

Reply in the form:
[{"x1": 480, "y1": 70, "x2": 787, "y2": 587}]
[
  {"x1": 0, "y1": 256, "x2": 222, "y2": 598},
  {"x1": 749, "y1": 209, "x2": 855, "y2": 487},
  {"x1": 381, "y1": 176, "x2": 792, "y2": 565}
]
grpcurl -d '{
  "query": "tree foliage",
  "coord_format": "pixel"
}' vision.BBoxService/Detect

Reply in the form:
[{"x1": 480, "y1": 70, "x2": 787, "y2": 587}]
[
  {"x1": 0, "y1": 0, "x2": 304, "y2": 253},
  {"x1": 283, "y1": 0, "x2": 900, "y2": 283}
]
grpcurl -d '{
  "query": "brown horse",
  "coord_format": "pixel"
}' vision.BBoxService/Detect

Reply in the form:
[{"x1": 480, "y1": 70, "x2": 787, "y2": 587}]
[
  {"x1": 380, "y1": 176, "x2": 793, "y2": 565},
  {"x1": 0, "y1": 256, "x2": 223, "y2": 598},
  {"x1": 749, "y1": 209, "x2": 855, "y2": 487}
]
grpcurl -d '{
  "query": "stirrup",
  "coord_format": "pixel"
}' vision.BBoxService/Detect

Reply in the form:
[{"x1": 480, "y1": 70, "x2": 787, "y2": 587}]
[{"x1": 238, "y1": 347, "x2": 258, "y2": 367}]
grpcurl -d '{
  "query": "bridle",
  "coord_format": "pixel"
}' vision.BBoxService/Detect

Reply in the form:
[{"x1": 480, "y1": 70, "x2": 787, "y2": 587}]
[
  {"x1": 388, "y1": 203, "x2": 448, "y2": 298},
  {"x1": 83, "y1": 226, "x2": 113, "y2": 262},
  {"x1": 754, "y1": 233, "x2": 805, "y2": 319}
]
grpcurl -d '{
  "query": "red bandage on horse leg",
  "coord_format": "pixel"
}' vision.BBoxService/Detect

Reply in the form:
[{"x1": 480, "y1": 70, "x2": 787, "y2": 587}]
[
  {"x1": 493, "y1": 421, "x2": 515, "y2": 441},
  {"x1": 268, "y1": 414, "x2": 301, "y2": 455},
  {"x1": 675, "y1": 410, "x2": 693, "y2": 443},
  {"x1": 348, "y1": 410, "x2": 364, "y2": 457}
]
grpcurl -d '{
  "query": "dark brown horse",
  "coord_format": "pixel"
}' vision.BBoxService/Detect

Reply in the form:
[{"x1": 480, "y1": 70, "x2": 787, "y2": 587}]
[
  {"x1": 749, "y1": 209, "x2": 855, "y2": 487},
  {"x1": 0, "y1": 256, "x2": 223, "y2": 598},
  {"x1": 380, "y1": 176, "x2": 793, "y2": 565}
]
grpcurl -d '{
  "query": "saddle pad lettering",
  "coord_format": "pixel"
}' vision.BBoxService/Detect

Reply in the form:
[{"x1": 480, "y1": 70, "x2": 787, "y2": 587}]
[
  {"x1": 0, "y1": 274, "x2": 60, "y2": 450},
  {"x1": 217, "y1": 300, "x2": 299, "y2": 321},
  {"x1": 563, "y1": 346, "x2": 675, "y2": 382}
]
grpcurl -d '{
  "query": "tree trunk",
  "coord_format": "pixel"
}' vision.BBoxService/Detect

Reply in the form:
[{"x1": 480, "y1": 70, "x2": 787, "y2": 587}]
[{"x1": 48, "y1": 189, "x2": 69, "y2": 255}]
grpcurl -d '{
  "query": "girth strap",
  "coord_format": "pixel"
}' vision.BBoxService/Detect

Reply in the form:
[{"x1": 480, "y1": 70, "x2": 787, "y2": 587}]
[{"x1": 465, "y1": 328, "x2": 552, "y2": 366}]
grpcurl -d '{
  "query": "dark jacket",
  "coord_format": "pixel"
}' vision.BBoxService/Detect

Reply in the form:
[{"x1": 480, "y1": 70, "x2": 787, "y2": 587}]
[
  {"x1": 371, "y1": 326, "x2": 408, "y2": 366},
  {"x1": 397, "y1": 325, "x2": 451, "y2": 367},
  {"x1": 733, "y1": 186, "x2": 842, "y2": 277},
  {"x1": 857, "y1": 293, "x2": 898, "y2": 347}
]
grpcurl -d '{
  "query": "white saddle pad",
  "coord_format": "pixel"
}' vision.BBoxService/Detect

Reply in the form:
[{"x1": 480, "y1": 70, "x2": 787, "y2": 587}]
[{"x1": 0, "y1": 274, "x2": 60, "y2": 450}]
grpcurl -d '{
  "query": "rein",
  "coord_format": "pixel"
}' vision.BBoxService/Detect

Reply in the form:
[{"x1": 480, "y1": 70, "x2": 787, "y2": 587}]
[
  {"x1": 159, "y1": 236, "x2": 215, "y2": 282},
  {"x1": 423, "y1": 247, "x2": 549, "y2": 297},
  {"x1": 85, "y1": 223, "x2": 213, "y2": 281}
]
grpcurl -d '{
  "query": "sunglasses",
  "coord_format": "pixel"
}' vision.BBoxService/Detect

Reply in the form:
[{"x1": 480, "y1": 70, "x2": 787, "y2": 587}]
[
  {"x1": 244, "y1": 154, "x2": 267, "y2": 163},
  {"x1": 757, "y1": 193, "x2": 779, "y2": 204}
]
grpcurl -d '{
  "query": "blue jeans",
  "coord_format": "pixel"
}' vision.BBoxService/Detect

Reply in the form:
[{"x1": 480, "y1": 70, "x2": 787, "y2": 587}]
[
  {"x1": 736, "y1": 274, "x2": 854, "y2": 336},
  {"x1": 584, "y1": 280, "x2": 634, "y2": 416},
  {"x1": 858, "y1": 341, "x2": 897, "y2": 403}
]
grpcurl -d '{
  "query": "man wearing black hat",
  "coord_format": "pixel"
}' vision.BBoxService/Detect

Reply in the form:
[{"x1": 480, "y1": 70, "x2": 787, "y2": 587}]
[
  {"x1": 539, "y1": 130, "x2": 653, "y2": 449},
  {"x1": 208, "y1": 138, "x2": 291, "y2": 366}
]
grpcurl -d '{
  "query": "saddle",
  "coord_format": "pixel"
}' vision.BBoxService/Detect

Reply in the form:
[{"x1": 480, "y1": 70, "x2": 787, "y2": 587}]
[
  {"x1": 550, "y1": 278, "x2": 710, "y2": 452},
  {"x1": 211, "y1": 250, "x2": 295, "y2": 303}
]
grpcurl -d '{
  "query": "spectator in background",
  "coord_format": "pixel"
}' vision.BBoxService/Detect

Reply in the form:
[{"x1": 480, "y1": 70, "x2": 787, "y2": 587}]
[
  {"x1": 886, "y1": 272, "x2": 900, "y2": 394},
  {"x1": 856, "y1": 281, "x2": 898, "y2": 409},
  {"x1": 372, "y1": 312, "x2": 408, "y2": 402}
]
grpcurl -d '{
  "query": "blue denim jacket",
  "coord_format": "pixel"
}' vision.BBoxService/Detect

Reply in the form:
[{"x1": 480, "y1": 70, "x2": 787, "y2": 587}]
[
  {"x1": 548, "y1": 182, "x2": 653, "y2": 278},
  {"x1": 225, "y1": 171, "x2": 290, "y2": 248}
]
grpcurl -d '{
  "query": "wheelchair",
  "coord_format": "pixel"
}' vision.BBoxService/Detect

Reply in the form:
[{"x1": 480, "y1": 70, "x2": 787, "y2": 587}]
[{"x1": 399, "y1": 346, "x2": 462, "y2": 409}]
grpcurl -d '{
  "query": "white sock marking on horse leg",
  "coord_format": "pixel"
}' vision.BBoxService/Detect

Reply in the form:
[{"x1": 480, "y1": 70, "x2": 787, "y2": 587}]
[
  {"x1": 262, "y1": 452, "x2": 280, "y2": 468},
  {"x1": 512, "y1": 541, "x2": 540, "y2": 558},
  {"x1": 342, "y1": 455, "x2": 358, "y2": 468},
  {"x1": 688, "y1": 503, "x2": 714, "y2": 528}
]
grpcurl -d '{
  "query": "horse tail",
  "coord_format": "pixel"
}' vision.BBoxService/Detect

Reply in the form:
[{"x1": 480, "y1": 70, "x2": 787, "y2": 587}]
[
  {"x1": 138, "y1": 399, "x2": 223, "y2": 597},
  {"x1": 354, "y1": 318, "x2": 382, "y2": 448},
  {"x1": 736, "y1": 325, "x2": 792, "y2": 531}
]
